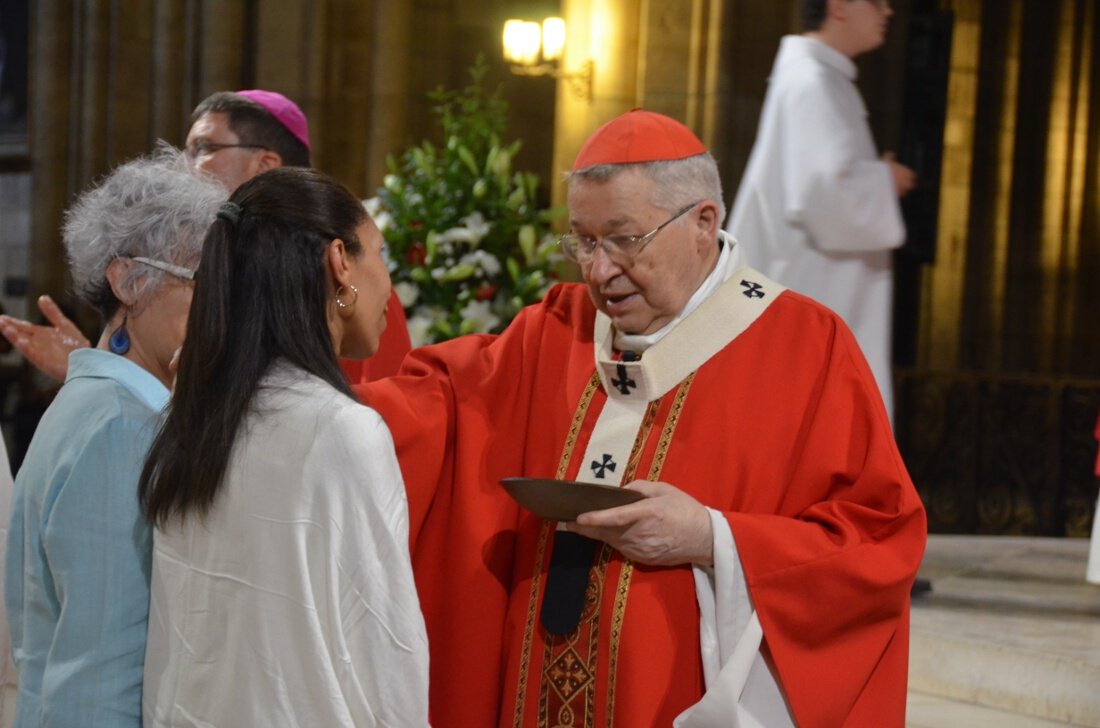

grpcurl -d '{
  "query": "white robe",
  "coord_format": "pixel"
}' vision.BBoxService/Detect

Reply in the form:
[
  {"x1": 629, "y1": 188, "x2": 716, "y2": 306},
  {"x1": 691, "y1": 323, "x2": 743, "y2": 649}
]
[
  {"x1": 143, "y1": 363, "x2": 429, "y2": 727},
  {"x1": 1088, "y1": 494, "x2": 1100, "y2": 584},
  {"x1": 726, "y1": 35, "x2": 905, "y2": 421}
]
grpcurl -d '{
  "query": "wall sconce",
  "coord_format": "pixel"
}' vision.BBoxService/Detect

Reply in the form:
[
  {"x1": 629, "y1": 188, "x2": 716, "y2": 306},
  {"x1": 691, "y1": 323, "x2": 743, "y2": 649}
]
[{"x1": 502, "y1": 17, "x2": 594, "y2": 102}]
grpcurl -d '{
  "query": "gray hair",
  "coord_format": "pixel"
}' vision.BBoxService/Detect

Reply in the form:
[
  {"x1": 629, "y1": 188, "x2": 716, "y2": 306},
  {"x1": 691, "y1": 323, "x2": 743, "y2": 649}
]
[
  {"x1": 63, "y1": 146, "x2": 226, "y2": 320},
  {"x1": 568, "y1": 153, "x2": 726, "y2": 223}
]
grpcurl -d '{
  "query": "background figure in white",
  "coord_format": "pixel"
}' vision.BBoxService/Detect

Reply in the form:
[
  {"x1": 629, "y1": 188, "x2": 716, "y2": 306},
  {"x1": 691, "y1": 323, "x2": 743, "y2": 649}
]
[
  {"x1": 725, "y1": 0, "x2": 916, "y2": 422},
  {"x1": 0, "y1": 438, "x2": 14, "y2": 727}
]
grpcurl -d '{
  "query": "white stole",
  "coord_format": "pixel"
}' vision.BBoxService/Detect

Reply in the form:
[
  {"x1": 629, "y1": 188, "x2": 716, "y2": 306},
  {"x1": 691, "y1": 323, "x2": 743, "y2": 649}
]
[{"x1": 578, "y1": 243, "x2": 795, "y2": 725}]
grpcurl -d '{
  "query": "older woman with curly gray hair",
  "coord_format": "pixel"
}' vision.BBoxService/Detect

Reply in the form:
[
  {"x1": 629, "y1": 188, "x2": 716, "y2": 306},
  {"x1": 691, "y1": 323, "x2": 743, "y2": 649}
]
[{"x1": 3, "y1": 150, "x2": 224, "y2": 727}]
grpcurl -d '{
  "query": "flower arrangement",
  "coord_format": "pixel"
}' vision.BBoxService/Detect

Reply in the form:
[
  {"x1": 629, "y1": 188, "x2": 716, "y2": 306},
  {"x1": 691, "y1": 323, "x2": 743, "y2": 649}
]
[{"x1": 369, "y1": 56, "x2": 565, "y2": 346}]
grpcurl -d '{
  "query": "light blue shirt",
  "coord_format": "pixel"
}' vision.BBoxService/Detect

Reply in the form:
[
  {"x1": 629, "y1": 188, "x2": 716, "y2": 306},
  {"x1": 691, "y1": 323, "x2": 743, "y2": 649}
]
[{"x1": 5, "y1": 348, "x2": 167, "y2": 727}]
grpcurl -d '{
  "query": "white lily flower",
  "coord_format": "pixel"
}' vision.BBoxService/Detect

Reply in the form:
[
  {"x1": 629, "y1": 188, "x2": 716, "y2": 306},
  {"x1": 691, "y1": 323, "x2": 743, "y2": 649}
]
[
  {"x1": 459, "y1": 299, "x2": 501, "y2": 333},
  {"x1": 406, "y1": 314, "x2": 433, "y2": 348},
  {"x1": 361, "y1": 197, "x2": 393, "y2": 232},
  {"x1": 362, "y1": 197, "x2": 384, "y2": 217},
  {"x1": 394, "y1": 281, "x2": 420, "y2": 308},
  {"x1": 373, "y1": 211, "x2": 393, "y2": 233},
  {"x1": 459, "y1": 250, "x2": 502, "y2": 276},
  {"x1": 407, "y1": 306, "x2": 449, "y2": 347},
  {"x1": 460, "y1": 212, "x2": 491, "y2": 242},
  {"x1": 440, "y1": 226, "x2": 477, "y2": 246}
]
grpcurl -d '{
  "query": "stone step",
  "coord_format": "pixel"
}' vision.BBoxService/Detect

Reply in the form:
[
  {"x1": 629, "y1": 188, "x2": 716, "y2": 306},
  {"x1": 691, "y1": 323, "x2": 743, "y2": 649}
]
[
  {"x1": 910, "y1": 603, "x2": 1100, "y2": 725},
  {"x1": 915, "y1": 574, "x2": 1100, "y2": 617},
  {"x1": 907, "y1": 536, "x2": 1100, "y2": 727},
  {"x1": 907, "y1": 691, "x2": 1082, "y2": 728}
]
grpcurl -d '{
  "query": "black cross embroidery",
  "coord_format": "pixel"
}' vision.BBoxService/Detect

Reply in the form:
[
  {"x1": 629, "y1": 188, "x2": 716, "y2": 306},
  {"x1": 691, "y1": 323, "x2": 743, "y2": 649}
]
[
  {"x1": 591, "y1": 454, "x2": 617, "y2": 479},
  {"x1": 611, "y1": 363, "x2": 637, "y2": 395},
  {"x1": 740, "y1": 280, "x2": 765, "y2": 299}
]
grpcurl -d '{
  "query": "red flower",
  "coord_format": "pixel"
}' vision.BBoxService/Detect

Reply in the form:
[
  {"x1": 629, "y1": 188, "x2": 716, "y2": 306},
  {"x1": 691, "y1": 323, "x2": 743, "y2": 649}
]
[
  {"x1": 406, "y1": 243, "x2": 427, "y2": 265},
  {"x1": 475, "y1": 283, "x2": 498, "y2": 301}
]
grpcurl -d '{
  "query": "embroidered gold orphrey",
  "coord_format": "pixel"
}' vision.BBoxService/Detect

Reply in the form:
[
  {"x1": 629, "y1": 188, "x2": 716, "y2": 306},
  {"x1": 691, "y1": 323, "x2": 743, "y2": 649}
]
[{"x1": 511, "y1": 371, "x2": 697, "y2": 728}]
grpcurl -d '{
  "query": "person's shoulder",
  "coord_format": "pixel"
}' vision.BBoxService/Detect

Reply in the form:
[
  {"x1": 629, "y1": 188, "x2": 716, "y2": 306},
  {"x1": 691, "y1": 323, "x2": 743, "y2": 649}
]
[
  {"x1": 538, "y1": 281, "x2": 595, "y2": 329},
  {"x1": 18, "y1": 374, "x2": 159, "y2": 504},
  {"x1": 328, "y1": 389, "x2": 388, "y2": 435},
  {"x1": 764, "y1": 288, "x2": 869, "y2": 359},
  {"x1": 774, "y1": 56, "x2": 838, "y2": 100},
  {"x1": 772, "y1": 40, "x2": 850, "y2": 92},
  {"x1": 307, "y1": 377, "x2": 390, "y2": 448},
  {"x1": 65, "y1": 349, "x2": 166, "y2": 415},
  {"x1": 311, "y1": 385, "x2": 404, "y2": 502},
  {"x1": 767, "y1": 287, "x2": 845, "y2": 332},
  {"x1": 531, "y1": 281, "x2": 586, "y2": 313},
  {"x1": 53, "y1": 373, "x2": 161, "y2": 438},
  {"x1": 468, "y1": 281, "x2": 593, "y2": 353},
  {"x1": 263, "y1": 370, "x2": 395, "y2": 478}
]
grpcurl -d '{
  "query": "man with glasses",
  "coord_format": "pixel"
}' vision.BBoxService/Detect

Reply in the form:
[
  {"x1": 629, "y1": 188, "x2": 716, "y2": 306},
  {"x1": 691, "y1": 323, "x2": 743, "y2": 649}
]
[
  {"x1": 0, "y1": 89, "x2": 411, "y2": 386},
  {"x1": 726, "y1": 0, "x2": 915, "y2": 424},
  {"x1": 362, "y1": 109, "x2": 925, "y2": 727},
  {"x1": 184, "y1": 89, "x2": 312, "y2": 195}
]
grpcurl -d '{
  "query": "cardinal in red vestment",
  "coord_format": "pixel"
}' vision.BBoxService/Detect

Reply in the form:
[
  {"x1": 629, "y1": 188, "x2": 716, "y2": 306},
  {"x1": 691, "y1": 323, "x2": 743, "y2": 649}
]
[{"x1": 359, "y1": 109, "x2": 926, "y2": 727}]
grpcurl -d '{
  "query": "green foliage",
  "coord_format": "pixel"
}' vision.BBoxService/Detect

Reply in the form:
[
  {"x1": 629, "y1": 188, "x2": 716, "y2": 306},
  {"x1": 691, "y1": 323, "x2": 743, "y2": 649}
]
[{"x1": 370, "y1": 55, "x2": 565, "y2": 345}]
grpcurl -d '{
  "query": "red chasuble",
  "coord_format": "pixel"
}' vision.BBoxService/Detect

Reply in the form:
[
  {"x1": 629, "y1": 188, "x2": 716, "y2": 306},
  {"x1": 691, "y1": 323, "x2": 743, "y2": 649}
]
[{"x1": 358, "y1": 275, "x2": 926, "y2": 728}]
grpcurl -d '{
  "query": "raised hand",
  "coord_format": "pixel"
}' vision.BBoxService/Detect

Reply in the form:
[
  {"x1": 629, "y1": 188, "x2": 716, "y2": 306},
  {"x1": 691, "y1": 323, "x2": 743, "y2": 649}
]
[{"x1": 0, "y1": 295, "x2": 91, "y2": 382}]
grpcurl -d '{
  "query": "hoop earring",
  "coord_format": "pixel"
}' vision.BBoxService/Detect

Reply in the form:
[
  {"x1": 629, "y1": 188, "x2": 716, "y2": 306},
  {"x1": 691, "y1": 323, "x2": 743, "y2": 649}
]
[
  {"x1": 109, "y1": 313, "x2": 131, "y2": 355},
  {"x1": 335, "y1": 284, "x2": 359, "y2": 312}
]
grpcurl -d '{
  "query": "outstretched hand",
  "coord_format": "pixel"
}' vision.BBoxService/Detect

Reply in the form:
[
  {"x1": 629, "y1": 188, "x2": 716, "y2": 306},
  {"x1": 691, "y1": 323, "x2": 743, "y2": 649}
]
[
  {"x1": 0, "y1": 295, "x2": 90, "y2": 382},
  {"x1": 565, "y1": 480, "x2": 714, "y2": 566}
]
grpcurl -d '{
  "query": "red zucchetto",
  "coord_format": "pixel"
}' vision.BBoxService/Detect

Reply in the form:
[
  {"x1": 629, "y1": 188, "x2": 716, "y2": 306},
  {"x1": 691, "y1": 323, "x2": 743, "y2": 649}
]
[{"x1": 572, "y1": 109, "x2": 707, "y2": 170}]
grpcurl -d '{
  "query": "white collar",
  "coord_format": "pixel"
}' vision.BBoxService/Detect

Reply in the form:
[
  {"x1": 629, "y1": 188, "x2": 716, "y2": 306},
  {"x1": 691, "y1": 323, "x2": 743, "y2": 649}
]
[
  {"x1": 593, "y1": 245, "x2": 786, "y2": 403},
  {"x1": 778, "y1": 34, "x2": 857, "y2": 81}
]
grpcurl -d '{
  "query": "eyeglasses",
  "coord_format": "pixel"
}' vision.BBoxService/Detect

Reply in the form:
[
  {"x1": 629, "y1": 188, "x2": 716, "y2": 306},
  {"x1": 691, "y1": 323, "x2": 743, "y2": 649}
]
[
  {"x1": 559, "y1": 201, "x2": 701, "y2": 264},
  {"x1": 131, "y1": 256, "x2": 195, "y2": 280},
  {"x1": 185, "y1": 141, "x2": 268, "y2": 160}
]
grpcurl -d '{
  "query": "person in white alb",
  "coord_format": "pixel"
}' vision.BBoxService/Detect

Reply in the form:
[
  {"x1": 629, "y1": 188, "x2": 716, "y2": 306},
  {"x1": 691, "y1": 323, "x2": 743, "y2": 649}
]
[{"x1": 726, "y1": 0, "x2": 916, "y2": 421}]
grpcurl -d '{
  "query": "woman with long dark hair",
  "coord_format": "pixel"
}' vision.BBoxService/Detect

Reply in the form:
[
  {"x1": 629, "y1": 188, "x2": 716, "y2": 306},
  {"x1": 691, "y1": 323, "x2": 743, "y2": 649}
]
[{"x1": 139, "y1": 167, "x2": 428, "y2": 726}]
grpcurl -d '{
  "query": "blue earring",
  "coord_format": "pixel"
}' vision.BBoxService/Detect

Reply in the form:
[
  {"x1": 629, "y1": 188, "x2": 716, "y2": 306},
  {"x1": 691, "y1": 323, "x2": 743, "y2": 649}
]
[{"x1": 109, "y1": 314, "x2": 130, "y2": 355}]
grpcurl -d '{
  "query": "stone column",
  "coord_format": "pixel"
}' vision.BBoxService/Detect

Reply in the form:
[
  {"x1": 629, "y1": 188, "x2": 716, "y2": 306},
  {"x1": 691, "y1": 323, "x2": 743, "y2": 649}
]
[
  {"x1": 28, "y1": 0, "x2": 76, "y2": 309},
  {"x1": 364, "y1": 2, "x2": 411, "y2": 196}
]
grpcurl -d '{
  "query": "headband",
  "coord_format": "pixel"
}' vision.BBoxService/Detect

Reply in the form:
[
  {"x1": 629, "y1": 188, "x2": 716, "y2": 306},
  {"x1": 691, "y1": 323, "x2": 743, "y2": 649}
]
[{"x1": 217, "y1": 201, "x2": 243, "y2": 227}]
